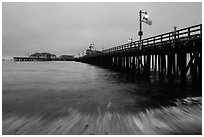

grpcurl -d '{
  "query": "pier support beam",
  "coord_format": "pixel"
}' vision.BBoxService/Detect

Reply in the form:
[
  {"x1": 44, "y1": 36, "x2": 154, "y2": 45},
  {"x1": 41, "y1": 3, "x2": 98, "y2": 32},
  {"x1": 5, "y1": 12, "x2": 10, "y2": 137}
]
[
  {"x1": 132, "y1": 56, "x2": 136, "y2": 73},
  {"x1": 146, "y1": 54, "x2": 150, "y2": 76},
  {"x1": 126, "y1": 56, "x2": 129, "y2": 71}
]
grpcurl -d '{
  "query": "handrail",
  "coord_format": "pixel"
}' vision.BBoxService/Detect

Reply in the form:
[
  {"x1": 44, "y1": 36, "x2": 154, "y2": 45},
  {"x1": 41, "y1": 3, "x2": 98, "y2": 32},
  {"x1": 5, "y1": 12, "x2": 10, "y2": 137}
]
[{"x1": 101, "y1": 24, "x2": 202, "y2": 54}]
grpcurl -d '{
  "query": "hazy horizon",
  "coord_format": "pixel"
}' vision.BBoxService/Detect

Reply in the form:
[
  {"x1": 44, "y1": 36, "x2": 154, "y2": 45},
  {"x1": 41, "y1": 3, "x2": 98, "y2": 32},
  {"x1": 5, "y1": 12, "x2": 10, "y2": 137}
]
[{"x1": 2, "y1": 2, "x2": 202, "y2": 59}]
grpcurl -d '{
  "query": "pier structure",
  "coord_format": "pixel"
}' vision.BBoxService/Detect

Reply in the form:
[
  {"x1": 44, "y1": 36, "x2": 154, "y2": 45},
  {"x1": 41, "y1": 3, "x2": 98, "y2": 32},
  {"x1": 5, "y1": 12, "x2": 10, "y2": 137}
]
[
  {"x1": 13, "y1": 53, "x2": 75, "y2": 61},
  {"x1": 76, "y1": 24, "x2": 202, "y2": 82},
  {"x1": 13, "y1": 57, "x2": 59, "y2": 62}
]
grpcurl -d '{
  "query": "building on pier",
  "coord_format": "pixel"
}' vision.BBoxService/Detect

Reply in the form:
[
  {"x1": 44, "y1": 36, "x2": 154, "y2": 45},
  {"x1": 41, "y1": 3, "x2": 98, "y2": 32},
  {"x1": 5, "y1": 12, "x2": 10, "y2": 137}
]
[
  {"x1": 83, "y1": 43, "x2": 102, "y2": 56},
  {"x1": 85, "y1": 49, "x2": 101, "y2": 56},
  {"x1": 59, "y1": 55, "x2": 75, "y2": 61},
  {"x1": 13, "y1": 52, "x2": 58, "y2": 61},
  {"x1": 28, "y1": 52, "x2": 57, "y2": 60}
]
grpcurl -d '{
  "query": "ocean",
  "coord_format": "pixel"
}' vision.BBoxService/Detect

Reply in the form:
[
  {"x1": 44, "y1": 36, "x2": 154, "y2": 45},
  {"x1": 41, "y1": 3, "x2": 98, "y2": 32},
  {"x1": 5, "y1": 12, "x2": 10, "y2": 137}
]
[{"x1": 2, "y1": 61, "x2": 202, "y2": 134}]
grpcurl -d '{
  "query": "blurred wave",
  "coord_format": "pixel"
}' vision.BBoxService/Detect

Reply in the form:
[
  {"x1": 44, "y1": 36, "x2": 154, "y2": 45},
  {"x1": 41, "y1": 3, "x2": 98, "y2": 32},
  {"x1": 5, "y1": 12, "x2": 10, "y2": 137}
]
[
  {"x1": 2, "y1": 61, "x2": 202, "y2": 134},
  {"x1": 3, "y1": 97, "x2": 201, "y2": 135}
]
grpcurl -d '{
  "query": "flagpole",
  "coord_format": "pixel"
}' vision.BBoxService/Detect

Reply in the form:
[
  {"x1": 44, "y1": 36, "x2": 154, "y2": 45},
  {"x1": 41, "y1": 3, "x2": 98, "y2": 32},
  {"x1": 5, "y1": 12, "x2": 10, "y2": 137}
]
[{"x1": 139, "y1": 10, "x2": 142, "y2": 50}]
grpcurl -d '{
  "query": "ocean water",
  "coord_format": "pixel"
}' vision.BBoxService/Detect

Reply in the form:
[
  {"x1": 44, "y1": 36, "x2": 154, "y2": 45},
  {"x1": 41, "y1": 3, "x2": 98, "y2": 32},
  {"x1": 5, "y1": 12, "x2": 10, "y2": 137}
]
[{"x1": 2, "y1": 61, "x2": 202, "y2": 134}]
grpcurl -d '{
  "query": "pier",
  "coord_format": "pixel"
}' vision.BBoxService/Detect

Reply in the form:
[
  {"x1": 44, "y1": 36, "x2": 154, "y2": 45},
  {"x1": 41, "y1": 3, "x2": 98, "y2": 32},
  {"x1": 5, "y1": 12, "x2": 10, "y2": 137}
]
[
  {"x1": 76, "y1": 24, "x2": 202, "y2": 83},
  {"x1": 13, "y1": 57, "x2": 58, "y2": 62},
  {"x1": 13, "y1": 53, "x2": 75, "y2": 62}
]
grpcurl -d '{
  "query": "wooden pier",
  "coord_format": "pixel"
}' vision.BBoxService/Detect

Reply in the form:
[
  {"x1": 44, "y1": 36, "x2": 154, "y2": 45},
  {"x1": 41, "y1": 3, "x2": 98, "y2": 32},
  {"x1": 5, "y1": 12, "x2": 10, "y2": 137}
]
[{"x1": 76, "y1": 24, "x2": 202, "y2": 83}]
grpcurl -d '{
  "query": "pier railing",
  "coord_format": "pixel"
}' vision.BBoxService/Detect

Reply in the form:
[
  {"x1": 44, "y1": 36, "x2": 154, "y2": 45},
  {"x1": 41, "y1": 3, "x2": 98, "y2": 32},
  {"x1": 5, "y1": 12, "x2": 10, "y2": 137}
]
[
  {"x1": 77, "y1": 24, "x2": 202, "y2": 83},
  {"x1": 102, "y1": 24, "x2": 202, "y2": 53}
]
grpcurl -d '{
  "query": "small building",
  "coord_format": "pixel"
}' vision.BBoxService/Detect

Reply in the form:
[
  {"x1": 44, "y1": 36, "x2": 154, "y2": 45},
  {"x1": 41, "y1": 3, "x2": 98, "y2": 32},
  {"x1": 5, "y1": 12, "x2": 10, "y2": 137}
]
[
  {"x1": 59, "y1": 55, "x2": 75, "y2": 61},
  {"x1": 40, "y1": 53, "x2": 50, "y2": 59},
  {"x1": 14, "y1": 52, "x2": 58, "y2": 61},
  {"x1": 85, "y1": 49, "x2": 101, "y2": 56},
  {"x1": 29, "y1": 52, "x2": 58, "y2": 60},
  {"x1": 84, "y1": 43, "x2": 101, "y2": 56},
  {"x1": 29, "y1": 53, "x2": 40, "y2": 58},
  {"x1": 51, "y1": 54, "x2": 57, "y2": 59}
]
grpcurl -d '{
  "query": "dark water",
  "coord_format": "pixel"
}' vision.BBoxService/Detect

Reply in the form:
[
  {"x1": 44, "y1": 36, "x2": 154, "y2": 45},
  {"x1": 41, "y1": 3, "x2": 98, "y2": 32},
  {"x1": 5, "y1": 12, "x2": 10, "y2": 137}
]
[{"x1": 2, "y1": 61, "x2": 201, "y2": 134}]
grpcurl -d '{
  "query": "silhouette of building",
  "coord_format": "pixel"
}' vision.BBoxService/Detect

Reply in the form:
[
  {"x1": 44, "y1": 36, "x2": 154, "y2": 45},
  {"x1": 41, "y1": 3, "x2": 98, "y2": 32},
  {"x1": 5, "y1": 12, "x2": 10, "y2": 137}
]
[
  {"x1": 13, "y1": 52, "x2": 58, "y2": 61},
  {"x1": 59, "y1": 55, "x2": 75, "y2": 61}
]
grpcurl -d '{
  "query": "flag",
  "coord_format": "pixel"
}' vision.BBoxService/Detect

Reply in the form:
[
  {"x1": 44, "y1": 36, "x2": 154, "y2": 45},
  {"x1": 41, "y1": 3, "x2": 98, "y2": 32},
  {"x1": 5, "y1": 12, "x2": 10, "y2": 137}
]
[{"x1": 142, "y1": 18, "x2": 152, "y2": 26}]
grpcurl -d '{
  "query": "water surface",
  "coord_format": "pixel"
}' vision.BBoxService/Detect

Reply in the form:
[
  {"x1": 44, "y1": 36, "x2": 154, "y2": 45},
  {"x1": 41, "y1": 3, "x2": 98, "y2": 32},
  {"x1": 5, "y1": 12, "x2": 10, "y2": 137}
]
[{"x1": 2, "y1": 61, "x2": 201, "y2": 134}]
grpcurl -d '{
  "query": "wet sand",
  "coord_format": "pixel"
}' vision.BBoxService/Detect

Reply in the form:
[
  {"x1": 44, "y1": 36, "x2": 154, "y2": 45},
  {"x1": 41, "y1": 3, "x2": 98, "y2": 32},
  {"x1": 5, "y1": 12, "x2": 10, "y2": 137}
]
[{"x1": 2, "y1": 97, "x2": 202, "y2": 135}]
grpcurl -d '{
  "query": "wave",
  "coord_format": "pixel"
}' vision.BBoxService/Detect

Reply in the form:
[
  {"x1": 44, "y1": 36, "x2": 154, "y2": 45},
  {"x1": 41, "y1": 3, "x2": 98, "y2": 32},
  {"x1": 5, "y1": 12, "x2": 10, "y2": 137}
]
[{"x1": 2, "y1": 97, "x2": 202, "y2": 135}]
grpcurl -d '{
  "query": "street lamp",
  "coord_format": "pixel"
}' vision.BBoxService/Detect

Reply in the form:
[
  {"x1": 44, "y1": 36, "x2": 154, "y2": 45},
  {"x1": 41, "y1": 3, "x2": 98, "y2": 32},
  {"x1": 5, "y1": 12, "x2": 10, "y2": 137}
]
[
  {"x1": 139, "y1": 10, "x2": 147, "y2": 50},
  {"x1": 138, "y1": 10, "x2": 152, "y2": 50}
]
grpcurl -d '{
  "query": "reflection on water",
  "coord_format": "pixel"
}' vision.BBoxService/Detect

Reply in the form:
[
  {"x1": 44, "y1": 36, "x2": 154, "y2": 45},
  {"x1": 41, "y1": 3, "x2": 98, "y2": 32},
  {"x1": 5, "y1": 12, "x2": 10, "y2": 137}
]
[{"x1": 2, "y1": 61, "x2": 202, "y2": 134}]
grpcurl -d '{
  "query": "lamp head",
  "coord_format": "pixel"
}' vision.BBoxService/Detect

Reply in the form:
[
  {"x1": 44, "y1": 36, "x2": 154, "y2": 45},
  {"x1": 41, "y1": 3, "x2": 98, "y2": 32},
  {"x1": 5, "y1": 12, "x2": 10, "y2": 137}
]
[{"x1": 144, "y1": 14, "x2": 148, "y2": 19}]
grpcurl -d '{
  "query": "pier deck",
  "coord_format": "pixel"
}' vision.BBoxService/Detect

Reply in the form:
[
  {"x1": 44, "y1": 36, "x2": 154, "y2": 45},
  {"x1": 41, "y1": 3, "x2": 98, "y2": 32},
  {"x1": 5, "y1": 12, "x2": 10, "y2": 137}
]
[{"x1": 76, "y1": 24, "x2": 202, "y2": 83}]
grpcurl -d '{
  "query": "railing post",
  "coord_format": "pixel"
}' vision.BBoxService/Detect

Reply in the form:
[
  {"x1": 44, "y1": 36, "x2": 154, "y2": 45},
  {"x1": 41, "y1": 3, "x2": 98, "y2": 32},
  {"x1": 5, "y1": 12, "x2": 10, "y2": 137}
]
[
  {"x1": 132, "y1": 42, "x2": 135, "y2": 49},
  {"x1": 161, "y1": 35, "x2": 163, "y2": 44},
  {"x1": 200, "y1": 25, "x2": 202, "y2": 37},
  {"x1": 177, "y1": 30, "x2": 179, "y2": 39},
  {"x1": 188, "y1": 27, "x2": 190, "y2": 38},
  {"x1": 147, "y1": 39, "x2": 149, "y2": 46}
]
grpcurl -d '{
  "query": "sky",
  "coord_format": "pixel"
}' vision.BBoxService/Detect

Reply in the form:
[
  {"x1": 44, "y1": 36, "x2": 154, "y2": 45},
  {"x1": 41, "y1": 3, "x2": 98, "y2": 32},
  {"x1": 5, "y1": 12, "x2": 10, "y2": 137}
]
[{"x1": 2, "y1": 2, "x2": 202, "y2": 58}]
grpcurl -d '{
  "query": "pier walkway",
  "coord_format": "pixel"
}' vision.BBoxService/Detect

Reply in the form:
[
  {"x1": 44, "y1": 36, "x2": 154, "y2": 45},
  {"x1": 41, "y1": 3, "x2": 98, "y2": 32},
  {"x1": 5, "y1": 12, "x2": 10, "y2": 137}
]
[{"x1": 76, "y1": 24, "x2": 202, "y2": 82}]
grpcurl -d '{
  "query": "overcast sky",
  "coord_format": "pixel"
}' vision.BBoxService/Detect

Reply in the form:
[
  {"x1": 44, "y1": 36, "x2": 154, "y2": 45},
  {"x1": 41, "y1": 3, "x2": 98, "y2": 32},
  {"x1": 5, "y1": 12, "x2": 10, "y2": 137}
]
[{"x1": 2, "y1": 2, "x2": 202, "y2": 58}]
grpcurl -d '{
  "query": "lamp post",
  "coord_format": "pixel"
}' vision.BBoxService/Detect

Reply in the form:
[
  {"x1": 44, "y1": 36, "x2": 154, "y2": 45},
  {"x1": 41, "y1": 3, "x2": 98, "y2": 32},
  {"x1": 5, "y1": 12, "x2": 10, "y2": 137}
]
[{"x1": 138, "y1": 10, "x2": 148, "y2": 50}]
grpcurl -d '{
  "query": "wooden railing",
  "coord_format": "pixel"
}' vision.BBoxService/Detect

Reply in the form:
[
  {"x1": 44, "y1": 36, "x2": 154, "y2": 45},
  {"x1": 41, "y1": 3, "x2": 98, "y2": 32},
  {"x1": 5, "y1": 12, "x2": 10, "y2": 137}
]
[{"x1": 102, "y1": 24, "x2": 202, "y2": 54}]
